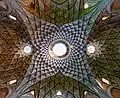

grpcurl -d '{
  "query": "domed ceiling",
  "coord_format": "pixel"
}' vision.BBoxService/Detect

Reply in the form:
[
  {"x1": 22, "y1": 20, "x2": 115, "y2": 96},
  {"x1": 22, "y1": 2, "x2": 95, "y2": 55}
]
[{"x1": 0, "y1": 0, "x2": 120, "y2": 98}]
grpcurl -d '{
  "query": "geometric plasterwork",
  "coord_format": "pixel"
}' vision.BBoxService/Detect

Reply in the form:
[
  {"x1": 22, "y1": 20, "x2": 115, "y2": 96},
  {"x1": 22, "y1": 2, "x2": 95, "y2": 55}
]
[{"x1": 1, "y1": 0, "x2": 120, "y2": 98}]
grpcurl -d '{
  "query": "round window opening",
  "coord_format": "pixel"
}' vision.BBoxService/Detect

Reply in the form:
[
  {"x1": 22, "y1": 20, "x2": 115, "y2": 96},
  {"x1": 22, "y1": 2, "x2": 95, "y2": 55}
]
[
  {"x1": 87, "y1": 45, "x2": 96, "y2": 54},
  {"x1": 53, "y1": 43, "x2": 67, "y2": 57},
  {"x1": 23, "y1": 45, "x2": 32, "y2": 54},
  {"x1": 49, "y1": 40, "x2": 71, "y2": 60}
]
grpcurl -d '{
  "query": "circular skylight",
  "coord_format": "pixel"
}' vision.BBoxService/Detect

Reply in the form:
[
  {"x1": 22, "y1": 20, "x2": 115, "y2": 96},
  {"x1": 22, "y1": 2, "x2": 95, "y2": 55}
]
[
  {"x1": 49, "y1": 39, "x2": 71, "y2": 60},
  {"x1": 52, "y1": 43, "x2": 67, "y2": 57},
  {"x1": 87, "y1": 45, "x2": 96, "y2": 54},
  {"x1": 23, "y1": 45, "x2": 32, "y2": 54},
  {"x1": 84, "y1": 3, "x2": 89, "y2": 9}
]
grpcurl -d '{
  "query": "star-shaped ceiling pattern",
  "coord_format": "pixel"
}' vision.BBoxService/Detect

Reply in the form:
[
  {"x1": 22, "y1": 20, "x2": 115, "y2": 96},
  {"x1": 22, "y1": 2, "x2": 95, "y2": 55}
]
[
  {"x1": 7, "y1": 0, "x2": 111, "y2": 98},
  {"x1": 0, "y1": 0, "x2": 120, "y2": 98},
  {"x1": 20, "y1": 74, "x2": 100, "y2": 98},
  {"x1": 88, "y1": 9, "x2": 120, "y2": 88},
  {"x1": 0, "y1": 8, "x2": 32, "y2": 89}
]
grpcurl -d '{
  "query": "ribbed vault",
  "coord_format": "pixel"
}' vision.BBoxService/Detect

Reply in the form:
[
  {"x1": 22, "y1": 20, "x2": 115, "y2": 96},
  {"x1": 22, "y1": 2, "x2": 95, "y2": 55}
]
[{"x1": 0, "y1": 0, "x2": 120, "y2": 98}]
